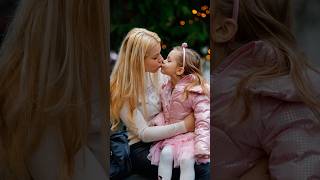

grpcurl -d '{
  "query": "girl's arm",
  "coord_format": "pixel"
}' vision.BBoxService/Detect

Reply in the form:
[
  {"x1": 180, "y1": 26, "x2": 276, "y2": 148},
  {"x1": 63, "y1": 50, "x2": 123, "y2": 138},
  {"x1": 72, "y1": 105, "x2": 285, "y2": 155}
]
[
  {"x1": 120, "y1": 102, "x2": 192, "y2": 142},
  {"x1": 192, "y1": 94, "x2": 210, "y2": 158},
  {"x1": 262, "y1": 102, "x2": 320, "y2": 179}
]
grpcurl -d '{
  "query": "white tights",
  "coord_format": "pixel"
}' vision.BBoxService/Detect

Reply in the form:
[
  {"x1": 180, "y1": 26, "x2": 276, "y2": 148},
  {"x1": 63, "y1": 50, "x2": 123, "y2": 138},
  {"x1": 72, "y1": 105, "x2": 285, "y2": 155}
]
[{"x1": 158, "y1": 145, "x2": 195, "y2": 180}]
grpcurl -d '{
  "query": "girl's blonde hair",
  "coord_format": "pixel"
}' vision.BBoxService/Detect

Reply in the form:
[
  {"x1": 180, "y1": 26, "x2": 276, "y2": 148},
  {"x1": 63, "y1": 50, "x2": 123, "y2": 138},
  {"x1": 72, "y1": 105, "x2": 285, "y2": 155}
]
[
  {"x1": 110, "y1": 28, "x2": 161, "y2": 131},
  {"x1": 0, "y1": 0, "x2": 108, "y2": 179},
  {"x1": 172, "y1": 46, "x2": 209, "y2": 98},
  {"x1": 214, "y1": 0, "x2": 320, "y2": 122}
]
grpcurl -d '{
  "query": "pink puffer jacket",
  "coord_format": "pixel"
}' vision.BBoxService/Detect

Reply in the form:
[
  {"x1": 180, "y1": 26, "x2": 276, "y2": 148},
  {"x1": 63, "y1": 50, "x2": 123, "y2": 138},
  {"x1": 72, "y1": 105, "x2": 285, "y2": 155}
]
[
  {"x1": 212, "y1": 40, "x2": 320, "y2": 179},
  {"x1": 153, "y1": 74, "x2": 210, "y2": 159}
]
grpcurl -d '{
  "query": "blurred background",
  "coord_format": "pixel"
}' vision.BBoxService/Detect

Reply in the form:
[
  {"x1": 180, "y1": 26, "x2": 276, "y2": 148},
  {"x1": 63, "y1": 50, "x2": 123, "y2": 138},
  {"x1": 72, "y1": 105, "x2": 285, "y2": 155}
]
[
  {"x1": 110, "y1": 0, "x2": 211, "y2": 80},
  {"x1": 0, "y1": 0, "x2": 319, "y2": 70}
]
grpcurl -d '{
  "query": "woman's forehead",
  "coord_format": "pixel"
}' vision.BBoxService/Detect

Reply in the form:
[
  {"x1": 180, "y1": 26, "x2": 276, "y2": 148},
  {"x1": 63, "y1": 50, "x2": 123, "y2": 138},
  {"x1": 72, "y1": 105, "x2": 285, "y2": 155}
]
[{"x1": 146, "y1": 43, "x2": 161, "y2": 56}]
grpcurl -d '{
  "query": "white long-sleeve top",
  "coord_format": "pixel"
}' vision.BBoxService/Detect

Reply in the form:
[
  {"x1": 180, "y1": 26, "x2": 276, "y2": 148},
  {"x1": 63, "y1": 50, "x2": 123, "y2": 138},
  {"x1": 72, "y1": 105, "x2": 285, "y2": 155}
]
[{"x1": 119, "y1": 72, "x2": 187, "y2": 145}]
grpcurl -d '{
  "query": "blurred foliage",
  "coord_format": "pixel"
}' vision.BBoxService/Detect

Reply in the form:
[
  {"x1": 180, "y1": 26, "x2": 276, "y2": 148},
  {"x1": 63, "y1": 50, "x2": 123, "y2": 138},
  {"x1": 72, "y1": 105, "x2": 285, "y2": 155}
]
[{"x1": 110, "y1": 0, "x2": 210, "y2": 58}]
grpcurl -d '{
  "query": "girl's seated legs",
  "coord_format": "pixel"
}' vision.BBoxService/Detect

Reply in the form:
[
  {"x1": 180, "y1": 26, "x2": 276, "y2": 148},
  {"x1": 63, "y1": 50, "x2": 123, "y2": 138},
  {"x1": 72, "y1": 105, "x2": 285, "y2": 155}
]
[
  {"x1": 158, "y1": 145, "x2": 174, "y2": 180},
  {"x1": 180, "y1": 156, "x2": 195, "y2": 180}
]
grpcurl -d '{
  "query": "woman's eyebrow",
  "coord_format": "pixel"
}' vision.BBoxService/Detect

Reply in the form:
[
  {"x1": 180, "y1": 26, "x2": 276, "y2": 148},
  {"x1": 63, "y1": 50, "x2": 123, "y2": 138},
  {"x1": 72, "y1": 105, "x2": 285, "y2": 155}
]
[{"x1": 153, "y1": 53, "x2": 160, "y2": 57}]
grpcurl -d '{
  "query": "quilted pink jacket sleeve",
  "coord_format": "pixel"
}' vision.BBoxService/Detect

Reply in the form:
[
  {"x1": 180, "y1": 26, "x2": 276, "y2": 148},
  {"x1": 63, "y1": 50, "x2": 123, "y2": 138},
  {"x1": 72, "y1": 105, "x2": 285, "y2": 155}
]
[
  {"x1": 261, "y1": 99, "x2": 320, "y2": 180},
  {"x1": 191, "y1": 91, "x2": 210, "y2": 158}
]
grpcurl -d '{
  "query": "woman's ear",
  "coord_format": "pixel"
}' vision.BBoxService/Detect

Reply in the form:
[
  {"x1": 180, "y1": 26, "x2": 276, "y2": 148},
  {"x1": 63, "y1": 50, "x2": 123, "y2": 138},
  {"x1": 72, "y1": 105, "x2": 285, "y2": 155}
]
[{"x1": 215, "y1": 18, "x2": 238, "y2": 43}]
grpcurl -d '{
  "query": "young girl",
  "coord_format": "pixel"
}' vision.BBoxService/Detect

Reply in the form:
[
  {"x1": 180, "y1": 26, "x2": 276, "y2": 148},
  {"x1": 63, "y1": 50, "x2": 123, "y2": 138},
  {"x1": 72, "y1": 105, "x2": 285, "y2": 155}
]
[
  {"x1": 147, "y1": 43, "x2": 210, "y2": 180},
  {"x1": 212, "y1": 0, "x2": 320, "y2": 179}
]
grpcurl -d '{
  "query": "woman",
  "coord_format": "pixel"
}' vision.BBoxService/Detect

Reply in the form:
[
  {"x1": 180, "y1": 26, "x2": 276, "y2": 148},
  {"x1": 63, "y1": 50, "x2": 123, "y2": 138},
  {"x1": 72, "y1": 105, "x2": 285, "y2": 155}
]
[
  {"x1": 110, "y1": 28, "x2": 210, "y2": 179},
  {"x1": 0, "y1": 0, "x2": 108, "y2": 179}
]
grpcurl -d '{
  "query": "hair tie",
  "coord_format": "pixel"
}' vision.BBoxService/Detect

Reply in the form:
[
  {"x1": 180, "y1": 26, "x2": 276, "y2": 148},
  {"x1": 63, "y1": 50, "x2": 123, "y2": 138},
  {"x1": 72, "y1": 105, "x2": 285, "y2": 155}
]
[{"x1": 181, "y1": 42, "x2": 188, "y2": 68}]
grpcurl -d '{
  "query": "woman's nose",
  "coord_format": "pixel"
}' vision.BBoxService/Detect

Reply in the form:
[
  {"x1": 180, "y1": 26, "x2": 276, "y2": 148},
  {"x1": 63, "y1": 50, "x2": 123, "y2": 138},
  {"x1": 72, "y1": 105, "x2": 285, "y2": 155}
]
[{"x1": 159, "y1": 55, "x2": 164, "y2": 63}]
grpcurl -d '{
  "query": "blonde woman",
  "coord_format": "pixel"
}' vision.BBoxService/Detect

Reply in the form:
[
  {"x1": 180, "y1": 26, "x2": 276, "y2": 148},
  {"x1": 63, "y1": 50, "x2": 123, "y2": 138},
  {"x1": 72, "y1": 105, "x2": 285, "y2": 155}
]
[
  {"x1": 0, "y1": 0, "x2": 108, "y2": 179},
  {"x1": 110, "y1": 28, "x2": 210, "y2": 179}
]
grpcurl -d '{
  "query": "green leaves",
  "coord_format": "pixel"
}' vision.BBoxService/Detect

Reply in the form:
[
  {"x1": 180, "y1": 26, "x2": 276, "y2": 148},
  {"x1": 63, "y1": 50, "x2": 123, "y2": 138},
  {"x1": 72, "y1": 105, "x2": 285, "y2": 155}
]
[{"x1": 110, "y1": 0, "x2": 209, "y2": 57}]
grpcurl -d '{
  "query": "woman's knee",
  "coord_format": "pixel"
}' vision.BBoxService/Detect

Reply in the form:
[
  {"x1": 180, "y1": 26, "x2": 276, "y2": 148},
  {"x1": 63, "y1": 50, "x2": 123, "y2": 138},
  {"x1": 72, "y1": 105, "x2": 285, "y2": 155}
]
[{"x1": 194, "y1": 163, "x2": 210, "y2": 180}]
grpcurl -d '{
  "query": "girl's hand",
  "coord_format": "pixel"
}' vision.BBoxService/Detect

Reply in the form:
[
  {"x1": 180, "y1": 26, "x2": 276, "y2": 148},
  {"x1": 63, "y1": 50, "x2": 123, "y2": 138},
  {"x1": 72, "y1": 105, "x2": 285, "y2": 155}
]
[
  {"x1": 184, "y1": 113, "x2": 195, "y2": 132},
  {"x1": 195, "y1": 154, "x2": 210, "y2": 159}
]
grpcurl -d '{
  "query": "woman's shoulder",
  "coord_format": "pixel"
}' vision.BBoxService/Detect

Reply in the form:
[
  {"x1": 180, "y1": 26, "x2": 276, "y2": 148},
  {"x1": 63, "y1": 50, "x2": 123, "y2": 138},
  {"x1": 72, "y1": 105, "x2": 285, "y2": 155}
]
[{"x1": 158, "y1": 71, "x2": 170, "y2": 85}]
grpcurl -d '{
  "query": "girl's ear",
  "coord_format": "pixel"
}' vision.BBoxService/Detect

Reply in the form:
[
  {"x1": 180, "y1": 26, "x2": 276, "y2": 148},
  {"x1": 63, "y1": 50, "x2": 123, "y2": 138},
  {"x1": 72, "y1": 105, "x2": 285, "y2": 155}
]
[
  {"x1": 176, "y1": 67, "x2": 184, "y2": 76},
  {"x1": 215, "y1": 18, "x2": 238, "y2": 43}
]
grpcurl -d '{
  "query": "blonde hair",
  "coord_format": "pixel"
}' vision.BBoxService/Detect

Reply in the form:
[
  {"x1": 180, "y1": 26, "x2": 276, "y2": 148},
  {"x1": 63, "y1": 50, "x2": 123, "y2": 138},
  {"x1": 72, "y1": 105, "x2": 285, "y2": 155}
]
[
  {"x1": 110, "y1": 28, "x2": 161, "y2": 131},
  {"x1": 172, "y1": 46, "x2": 209, "y2": 98},
  {"x1": 214, "y1": 0, "x2": 320, "y2": 122},
  {"x1": 0, "y1": 0, "x2": 108, "y2": 179}
]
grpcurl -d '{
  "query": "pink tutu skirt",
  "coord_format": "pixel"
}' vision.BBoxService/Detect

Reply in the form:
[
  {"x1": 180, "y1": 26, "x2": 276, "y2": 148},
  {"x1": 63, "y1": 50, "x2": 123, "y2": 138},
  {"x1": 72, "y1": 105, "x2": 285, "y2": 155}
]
[{"x1": 148, "y1": 132, "x2": 195, "y2": 168}]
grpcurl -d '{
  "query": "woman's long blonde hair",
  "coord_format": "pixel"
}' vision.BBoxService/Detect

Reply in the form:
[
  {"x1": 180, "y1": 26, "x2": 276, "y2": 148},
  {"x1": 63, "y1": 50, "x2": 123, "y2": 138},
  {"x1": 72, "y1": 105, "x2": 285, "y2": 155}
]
[
  {"x1": 214, "y1": 0, "x2": 320, "y2": 122},
  {"x1": 110, "y1": 28, "x2": 161, "y2": 131},
  {"x1": 0, "y1": 0, "x2": 108, "y2": 179}
]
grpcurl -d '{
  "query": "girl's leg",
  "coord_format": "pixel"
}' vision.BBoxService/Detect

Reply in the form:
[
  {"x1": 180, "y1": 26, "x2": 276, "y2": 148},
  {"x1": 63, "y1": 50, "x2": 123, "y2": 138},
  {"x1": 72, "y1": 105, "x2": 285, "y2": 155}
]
[
  {"x1": 179, "y1": 157, "x2": 195, "y2": 180},
  {"x1": 158, "y1": 145, "x2": 174, "y2": 180}
]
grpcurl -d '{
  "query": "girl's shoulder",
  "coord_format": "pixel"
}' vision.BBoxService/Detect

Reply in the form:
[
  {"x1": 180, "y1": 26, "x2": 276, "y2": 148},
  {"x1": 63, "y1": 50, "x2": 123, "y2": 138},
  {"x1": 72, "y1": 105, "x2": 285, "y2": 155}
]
[{"x1": 187, "y1": 83, "x2": 210, "y2": 94}]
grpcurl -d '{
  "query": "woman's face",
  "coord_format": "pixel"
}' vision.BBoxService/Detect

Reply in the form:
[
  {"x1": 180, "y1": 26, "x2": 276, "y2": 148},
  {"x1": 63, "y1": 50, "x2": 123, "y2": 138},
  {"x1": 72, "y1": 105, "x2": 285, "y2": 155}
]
[{"x1": 144, "y1": 43, "x2": 163, "y2": 73}]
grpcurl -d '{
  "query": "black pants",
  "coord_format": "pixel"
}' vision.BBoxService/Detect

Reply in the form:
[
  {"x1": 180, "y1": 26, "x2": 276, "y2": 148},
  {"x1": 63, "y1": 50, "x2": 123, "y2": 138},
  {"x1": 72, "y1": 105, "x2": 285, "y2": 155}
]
[{"x1": 129, "y1": 142, "x2": 210, "y2": 180}]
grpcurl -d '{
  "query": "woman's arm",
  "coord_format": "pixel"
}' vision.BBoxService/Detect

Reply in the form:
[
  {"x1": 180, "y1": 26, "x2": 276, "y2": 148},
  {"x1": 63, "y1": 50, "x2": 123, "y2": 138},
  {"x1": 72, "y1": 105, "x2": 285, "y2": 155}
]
[{"x1": 120, "y1": 103, "x2": 193, "y2": 142}]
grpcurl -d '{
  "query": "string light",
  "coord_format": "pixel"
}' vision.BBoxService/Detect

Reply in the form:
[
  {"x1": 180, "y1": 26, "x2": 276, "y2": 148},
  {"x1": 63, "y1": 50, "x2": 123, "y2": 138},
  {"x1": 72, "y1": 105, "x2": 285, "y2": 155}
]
[
  {"x1": 206, "y1": 55, "x2": 210, "y2": 61},
  {"x1": 206, "y1": 10, "x2": 210, "y2": 14},
  {"x1": 192, "y1": 9, "x2": 197, "y2": 14},
  {"x1": 201, "y1": 13, "x2": 206, "y2": 18},
  {"x1": 201, "y1": 5, "x2": 208, "y2": 11},
  {"x1": 180, "y1": 20, "x2": 186, "y2": 26}
]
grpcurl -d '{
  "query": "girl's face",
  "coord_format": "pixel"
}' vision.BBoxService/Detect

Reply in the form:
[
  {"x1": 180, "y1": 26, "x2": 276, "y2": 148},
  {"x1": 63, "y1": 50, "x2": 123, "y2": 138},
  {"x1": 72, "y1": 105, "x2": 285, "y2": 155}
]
[
  {"x1": 161, "y1": 50, "x2": 183, "y2": 77},
  {"x1": 144, "y1": 43, "x2": 163, "y2": 73}
]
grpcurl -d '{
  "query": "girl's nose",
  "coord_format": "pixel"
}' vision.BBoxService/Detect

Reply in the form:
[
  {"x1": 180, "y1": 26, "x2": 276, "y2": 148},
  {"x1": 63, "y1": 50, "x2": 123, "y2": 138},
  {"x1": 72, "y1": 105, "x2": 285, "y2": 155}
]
[{"x1": 163, "y1": 59, "x2": 168, "y2": 64}]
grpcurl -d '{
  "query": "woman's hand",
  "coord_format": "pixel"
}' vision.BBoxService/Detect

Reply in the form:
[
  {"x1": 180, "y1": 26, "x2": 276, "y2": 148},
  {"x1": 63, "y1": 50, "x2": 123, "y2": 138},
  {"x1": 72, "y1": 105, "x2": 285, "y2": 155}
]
[
  {"x1": 184, "y1": 113, "x2": 195, "y2": 132},
  {"x1": 240, "y1": 157, "x2": 270, "y2": 180}
]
